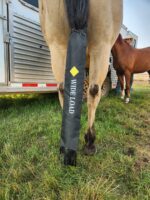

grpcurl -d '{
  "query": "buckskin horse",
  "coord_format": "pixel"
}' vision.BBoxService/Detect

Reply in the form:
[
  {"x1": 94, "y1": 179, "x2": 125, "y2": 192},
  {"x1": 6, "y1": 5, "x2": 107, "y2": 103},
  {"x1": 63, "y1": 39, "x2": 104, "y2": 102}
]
[
  {"x1": 112, "y1": 34, "x2": 150, "y2": 103},
  {"x1": 39, "y1": 0, "x2": 123, "y2": 157}
]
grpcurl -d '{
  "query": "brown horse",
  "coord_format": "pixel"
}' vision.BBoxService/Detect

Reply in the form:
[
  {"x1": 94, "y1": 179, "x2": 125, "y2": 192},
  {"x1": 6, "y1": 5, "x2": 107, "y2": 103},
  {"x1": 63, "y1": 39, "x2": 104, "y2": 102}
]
[
  {"x1": 112, "y1": 34, "x2": 150, "y2": 103},
  {"x1": 39, "y1": 0, "x2": 123, "y2": 155}
]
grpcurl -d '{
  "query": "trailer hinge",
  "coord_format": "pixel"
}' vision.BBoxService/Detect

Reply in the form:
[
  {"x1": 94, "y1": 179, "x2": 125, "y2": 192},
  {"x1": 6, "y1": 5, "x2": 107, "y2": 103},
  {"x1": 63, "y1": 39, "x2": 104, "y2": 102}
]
[
  {"x1": 0, "y1": 15, "x2": 7, "y2": 20},
  {"x1": 6, "y1": 0, "x2": 11, "y2": 4},
  {"x1": 4, "y1": 32, "x2": 11, "y2": 43}
]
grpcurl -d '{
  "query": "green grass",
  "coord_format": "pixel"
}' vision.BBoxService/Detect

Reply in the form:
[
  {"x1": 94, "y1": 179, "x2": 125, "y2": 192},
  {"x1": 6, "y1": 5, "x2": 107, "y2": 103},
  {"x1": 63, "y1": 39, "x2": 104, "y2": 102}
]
[{"x1": 0, "y1": 84, "x2": 150, "y2": 200}]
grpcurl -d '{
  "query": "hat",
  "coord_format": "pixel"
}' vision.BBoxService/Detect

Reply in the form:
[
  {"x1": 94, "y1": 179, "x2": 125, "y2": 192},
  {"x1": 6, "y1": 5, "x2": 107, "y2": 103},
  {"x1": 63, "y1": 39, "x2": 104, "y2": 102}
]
[{"x1": 124, "y1": 35, "x2": 133, "y2": 40}]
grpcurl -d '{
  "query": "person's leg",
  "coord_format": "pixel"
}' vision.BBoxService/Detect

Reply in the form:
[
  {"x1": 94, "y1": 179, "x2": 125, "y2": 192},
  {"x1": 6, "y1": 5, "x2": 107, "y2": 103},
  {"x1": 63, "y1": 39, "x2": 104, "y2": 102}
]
[{"x1": 116, "y1": 78, "x2": 121, "y2": 95}]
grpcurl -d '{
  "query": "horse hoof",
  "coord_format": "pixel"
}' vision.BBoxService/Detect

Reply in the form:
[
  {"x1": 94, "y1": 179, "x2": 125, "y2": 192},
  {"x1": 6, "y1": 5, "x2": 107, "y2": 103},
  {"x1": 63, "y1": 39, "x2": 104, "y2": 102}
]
[
  {"x1": 83, "y1": 144, "x2": 97, "y2": 156},
  {"x1": 121, "y1": 95, "x2": 124, "y2": 100},
  {"x1": 64, "y1": 149, "x2": 77, "y2": 166}
]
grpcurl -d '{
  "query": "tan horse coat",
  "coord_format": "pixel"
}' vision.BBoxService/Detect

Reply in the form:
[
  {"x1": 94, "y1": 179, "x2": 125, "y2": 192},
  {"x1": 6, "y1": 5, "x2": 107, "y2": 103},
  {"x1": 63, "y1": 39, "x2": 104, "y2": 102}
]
[{"x1": 39, "y1": 0, "x2": 123, "y2": 154}]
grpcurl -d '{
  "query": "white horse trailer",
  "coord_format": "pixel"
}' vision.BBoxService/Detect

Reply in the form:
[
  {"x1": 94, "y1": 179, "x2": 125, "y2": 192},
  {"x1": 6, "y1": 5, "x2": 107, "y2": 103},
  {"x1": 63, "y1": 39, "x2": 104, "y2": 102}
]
[
  {"x1": 0, "y1": 0, "x2": 57, "y2": 94},
  {"x1": 0, "y1": 0, "x2": 138, "y2": 95}
]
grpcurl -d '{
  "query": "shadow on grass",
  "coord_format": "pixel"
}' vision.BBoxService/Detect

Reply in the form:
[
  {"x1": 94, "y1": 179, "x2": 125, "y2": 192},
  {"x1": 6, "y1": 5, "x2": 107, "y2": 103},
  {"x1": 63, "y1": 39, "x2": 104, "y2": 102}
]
[{"x1": 0, "y1": 93, "x2": 59, "y2": 111}]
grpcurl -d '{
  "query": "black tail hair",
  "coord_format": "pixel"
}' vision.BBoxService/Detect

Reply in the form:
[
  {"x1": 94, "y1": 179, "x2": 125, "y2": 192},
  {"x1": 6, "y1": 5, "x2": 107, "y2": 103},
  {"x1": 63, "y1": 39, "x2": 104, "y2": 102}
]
[{"x1": 65, "y1": 0, "x2": 89, "y2": 30}]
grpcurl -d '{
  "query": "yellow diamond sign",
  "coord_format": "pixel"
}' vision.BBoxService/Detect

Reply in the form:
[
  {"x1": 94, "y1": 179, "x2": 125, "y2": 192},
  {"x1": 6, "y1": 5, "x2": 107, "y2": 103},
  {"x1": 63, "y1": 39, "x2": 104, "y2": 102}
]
[{"x1": 70, "y1": 66, "x2": 79, "y2": 77}]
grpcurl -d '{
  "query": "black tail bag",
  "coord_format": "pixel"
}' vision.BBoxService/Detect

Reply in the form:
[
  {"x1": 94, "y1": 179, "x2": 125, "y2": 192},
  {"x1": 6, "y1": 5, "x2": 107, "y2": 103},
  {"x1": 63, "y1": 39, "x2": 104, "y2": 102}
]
[{"x1": 60, "y1": 0, "x2": 89, "y2": 164}]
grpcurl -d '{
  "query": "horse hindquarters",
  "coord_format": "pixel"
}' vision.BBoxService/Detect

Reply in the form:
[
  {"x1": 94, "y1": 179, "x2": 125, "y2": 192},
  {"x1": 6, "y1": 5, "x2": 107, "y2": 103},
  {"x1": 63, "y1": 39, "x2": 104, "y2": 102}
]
[{"x1": 39, "y1": 0, "x2": 123, "y2": 160}]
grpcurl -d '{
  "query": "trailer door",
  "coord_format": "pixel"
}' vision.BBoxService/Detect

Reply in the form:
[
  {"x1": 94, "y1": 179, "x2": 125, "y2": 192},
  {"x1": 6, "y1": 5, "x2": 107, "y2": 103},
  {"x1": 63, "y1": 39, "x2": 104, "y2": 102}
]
[{"x1": 9, "y1": 0, "x2": 56, "y2": 84}]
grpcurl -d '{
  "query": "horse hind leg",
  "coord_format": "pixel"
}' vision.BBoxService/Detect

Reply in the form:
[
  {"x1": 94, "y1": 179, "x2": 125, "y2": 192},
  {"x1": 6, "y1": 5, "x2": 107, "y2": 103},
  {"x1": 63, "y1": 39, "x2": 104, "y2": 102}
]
[
  {"x1": 50, "y1": 45, "x2": 67, "y2": 108},
  {"x1": 84, "y1": 44, "x2": 111, "y2": 155},
  {"x1": 118, "y1": 74, "x2": 125, "y2": 99},
  {"x1": 124, "y1": 71, "x2": 131, "y2": 104},
  {"x1": 148, "y1": 70, "x2": 150, "y2": 83}
]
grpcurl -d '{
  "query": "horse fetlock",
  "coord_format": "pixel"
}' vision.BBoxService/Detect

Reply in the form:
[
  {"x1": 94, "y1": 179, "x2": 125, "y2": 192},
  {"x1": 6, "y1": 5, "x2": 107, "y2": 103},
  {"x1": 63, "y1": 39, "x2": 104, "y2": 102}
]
[
  {"x1": 120, "y1": 90, "x2": 125, "y2": 99},
  {"x1": 84, "y1": 127, "x2": 96, "y2": 155},
  {"x1": 84, "y1": 127, "x2": 96, "y2": 146},
  {"x1": 89, "y1": 84, "x2": 99, "y2": 98},
  {"x1": 121, "y1": 94, "x2": 125, "y2": 100}
]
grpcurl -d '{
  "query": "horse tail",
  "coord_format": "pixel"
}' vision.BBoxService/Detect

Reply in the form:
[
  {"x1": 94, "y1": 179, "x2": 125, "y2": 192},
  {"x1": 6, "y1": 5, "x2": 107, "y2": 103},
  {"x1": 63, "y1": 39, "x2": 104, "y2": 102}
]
[
  {"x1": 65, "y1": 0, "x2": 89, "y2": 30},
  {"x1": 61, "y1": 0, "x2": 89, "y2": 165}
]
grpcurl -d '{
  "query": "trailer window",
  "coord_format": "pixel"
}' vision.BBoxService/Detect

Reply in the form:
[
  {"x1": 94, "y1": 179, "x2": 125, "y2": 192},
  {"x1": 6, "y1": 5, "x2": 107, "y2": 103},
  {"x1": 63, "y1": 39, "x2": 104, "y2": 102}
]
[{"x1": 23, "y1": 0, "x2": 38, "y2": 8}]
